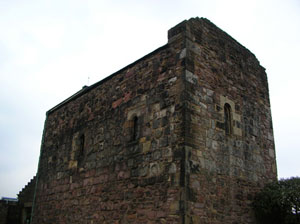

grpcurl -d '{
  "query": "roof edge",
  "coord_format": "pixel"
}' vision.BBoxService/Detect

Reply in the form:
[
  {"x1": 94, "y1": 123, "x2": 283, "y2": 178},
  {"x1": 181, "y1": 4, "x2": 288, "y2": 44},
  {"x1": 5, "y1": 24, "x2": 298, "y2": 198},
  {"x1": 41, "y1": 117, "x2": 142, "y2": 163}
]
[{"x1": 47, "y1": 43, "x2": 169, "y2": 115}]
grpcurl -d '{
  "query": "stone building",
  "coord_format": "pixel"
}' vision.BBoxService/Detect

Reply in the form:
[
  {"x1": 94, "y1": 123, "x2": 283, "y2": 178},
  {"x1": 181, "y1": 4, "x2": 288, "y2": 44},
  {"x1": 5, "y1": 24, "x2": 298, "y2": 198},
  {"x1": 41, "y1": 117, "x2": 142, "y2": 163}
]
[
  {"x1": 18, "y1": 176, "x2": 36, "y2": 224},
  {"x1": 31, "y1": 18, "x2": 277, "y2": 223}
]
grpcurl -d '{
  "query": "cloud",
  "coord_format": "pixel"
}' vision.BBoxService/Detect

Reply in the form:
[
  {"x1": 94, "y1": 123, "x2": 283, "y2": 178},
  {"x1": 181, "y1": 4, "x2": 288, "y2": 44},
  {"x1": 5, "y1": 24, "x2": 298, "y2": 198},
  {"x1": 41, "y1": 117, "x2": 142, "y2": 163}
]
[{"x1": 0, "y1": 0, "x2": 300, "y2": 197}]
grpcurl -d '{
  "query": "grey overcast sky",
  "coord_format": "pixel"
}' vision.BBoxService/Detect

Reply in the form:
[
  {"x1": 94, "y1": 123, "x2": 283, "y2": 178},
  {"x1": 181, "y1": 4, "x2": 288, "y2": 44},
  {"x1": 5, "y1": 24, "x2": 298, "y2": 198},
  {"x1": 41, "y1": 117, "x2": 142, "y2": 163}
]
[{"x1": 0, "y1": 0, "x2": 299, "y2": 198}]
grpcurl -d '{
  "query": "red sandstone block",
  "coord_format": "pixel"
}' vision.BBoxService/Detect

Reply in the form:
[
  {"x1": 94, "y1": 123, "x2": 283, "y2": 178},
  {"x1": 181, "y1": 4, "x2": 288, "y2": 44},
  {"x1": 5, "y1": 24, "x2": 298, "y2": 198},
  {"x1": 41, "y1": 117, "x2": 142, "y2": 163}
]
[
  {"x1": 70, "y1": 183, "x2": 79, "y2": 190},
  {"x1": 156, "y1": 210, "x2": 166, "y2": 218},
  {"x1": 157, "y1": 73, "x2": 166, "y2": 82},
  {"x1": 112, "y1": 98, "x2": 123, "y2": 108},
  {"x1": 123, "y1": 92, "x2": 132, "y2": 103},
  {"x1": 127, "y1": 213, "x2": 137, "y2": 220},
  {"x1": 125, "y1": 70, "x2": 134, "y2": 78},
  {"x1": 90, "y1": 186, "x2": 97, "y2": 194},
  {"x1": 117, "y1": 171, "x2": 130, "y2": 179},
  {"x1": 92, "y1": 176, "x2": 102, "y2": 185},
  {"x1": 85, "y1": 169, "x2": 96, "y2": 178},
  {"x1": 83, "y1": 179, "x2": 89, "y2": 186},
  {"x1": 146, "y1": 210, "x2": 156, "y2": 219},
  {"x1": 61, "y1": 184, "x2": 69, "y2": 192}
]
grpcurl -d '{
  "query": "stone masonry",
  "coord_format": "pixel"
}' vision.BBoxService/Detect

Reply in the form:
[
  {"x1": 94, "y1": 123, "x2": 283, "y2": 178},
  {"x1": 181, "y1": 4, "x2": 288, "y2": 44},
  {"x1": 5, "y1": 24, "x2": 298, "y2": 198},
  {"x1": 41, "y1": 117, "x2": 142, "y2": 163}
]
[{"x1": 31, "y1": 18, "x2": 277, "y2": 224}]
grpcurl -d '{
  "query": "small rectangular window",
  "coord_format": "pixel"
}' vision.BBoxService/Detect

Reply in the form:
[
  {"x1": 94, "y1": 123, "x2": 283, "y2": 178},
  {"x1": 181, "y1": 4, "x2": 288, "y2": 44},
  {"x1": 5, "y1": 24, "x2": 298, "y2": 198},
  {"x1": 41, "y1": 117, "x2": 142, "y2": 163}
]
[{"x1": 224, "y1": 103, "x2": 232, "y2": 135}]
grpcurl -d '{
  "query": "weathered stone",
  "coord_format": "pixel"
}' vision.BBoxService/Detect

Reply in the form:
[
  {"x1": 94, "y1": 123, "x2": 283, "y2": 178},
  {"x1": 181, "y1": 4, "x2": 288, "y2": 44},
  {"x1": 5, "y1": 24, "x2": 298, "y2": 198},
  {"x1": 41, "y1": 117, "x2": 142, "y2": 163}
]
[
  {"x1": 185, "y1": 70, "x2": 198, "y2": 85},
  {"x1": 142, "y1": 141, "x2": 151, "y2": 154}
]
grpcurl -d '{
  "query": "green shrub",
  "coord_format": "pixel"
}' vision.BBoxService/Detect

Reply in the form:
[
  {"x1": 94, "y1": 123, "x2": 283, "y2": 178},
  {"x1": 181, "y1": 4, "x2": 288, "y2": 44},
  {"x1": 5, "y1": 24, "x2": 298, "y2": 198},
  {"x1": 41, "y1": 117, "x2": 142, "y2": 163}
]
[{"x1": 253, "y1": 177, "x2": 300, "y2": 224}]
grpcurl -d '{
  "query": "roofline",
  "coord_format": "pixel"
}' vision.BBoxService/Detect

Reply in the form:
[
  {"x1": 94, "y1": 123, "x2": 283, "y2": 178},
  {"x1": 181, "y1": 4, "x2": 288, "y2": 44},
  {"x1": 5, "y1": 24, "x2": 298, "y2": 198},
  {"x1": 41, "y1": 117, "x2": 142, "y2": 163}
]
[{"x1": 47, "y1": 43, "x2": 169, "y2": 115}]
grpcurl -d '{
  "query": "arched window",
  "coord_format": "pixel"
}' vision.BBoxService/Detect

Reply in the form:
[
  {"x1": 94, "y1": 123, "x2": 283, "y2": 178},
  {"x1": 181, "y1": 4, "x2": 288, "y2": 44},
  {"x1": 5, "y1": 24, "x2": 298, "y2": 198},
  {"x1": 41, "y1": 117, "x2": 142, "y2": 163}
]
[
  {"x1": 79, "y1": 134, "x2": 85, "y2": 156},
  {"x1": 224, "y1": 103, "x2": 232, "y2": 135},
  {"x1": 132, "y1": 116, "x2": 138, "y2": 141}
]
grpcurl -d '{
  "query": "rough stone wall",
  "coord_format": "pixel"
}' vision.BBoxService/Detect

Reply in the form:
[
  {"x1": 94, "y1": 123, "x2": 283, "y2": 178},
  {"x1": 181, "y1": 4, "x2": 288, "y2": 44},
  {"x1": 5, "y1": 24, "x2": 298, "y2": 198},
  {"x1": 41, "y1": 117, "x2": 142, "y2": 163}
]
[
  {"x1": 168, "y1": 18, "x2": 277, "y2": 223},
  {"x1": 32, "y1": 17, "x2": 277, "y2": 224},
  {"x1": 32, "y1": 36, "x2": 187, "y2": 223}
]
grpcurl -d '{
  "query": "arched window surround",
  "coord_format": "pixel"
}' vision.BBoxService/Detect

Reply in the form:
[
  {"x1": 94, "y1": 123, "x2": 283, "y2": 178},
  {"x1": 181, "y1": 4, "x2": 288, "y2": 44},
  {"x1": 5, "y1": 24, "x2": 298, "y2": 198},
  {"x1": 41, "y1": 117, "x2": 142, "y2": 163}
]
[
  {"x1": 132, "y1": 115, "x2": 139, "y2": 141},
  {"x1": 224, "y1": 103, "x2": 232, "y2": 135},
  {"x1": 79, "y1": 134, "x2": 85, "y2": 156}
]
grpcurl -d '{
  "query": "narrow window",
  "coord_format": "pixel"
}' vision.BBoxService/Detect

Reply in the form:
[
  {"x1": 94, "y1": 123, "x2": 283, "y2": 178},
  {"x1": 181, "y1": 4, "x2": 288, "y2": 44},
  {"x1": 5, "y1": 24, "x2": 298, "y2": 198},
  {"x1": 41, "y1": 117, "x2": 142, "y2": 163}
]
[
  {"x1": 132, "y1": 116, "x2": 138, "y2": 141},
  {"x1": 224, "y1": 103, "x2": 232, "y2": 135},
  {"x1": 79, "y1": 134, "x2": 85, "y2": 156}
]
